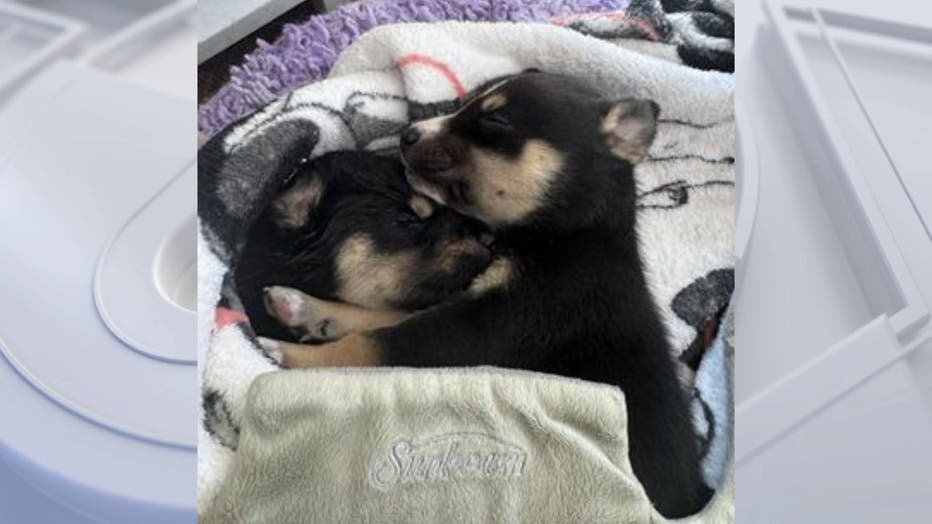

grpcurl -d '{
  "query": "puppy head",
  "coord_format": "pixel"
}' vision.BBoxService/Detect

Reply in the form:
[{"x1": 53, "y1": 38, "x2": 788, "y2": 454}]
[
  {"x1": 401, "y1": 71, "x2": 659, "y2": 230},
  {"x1": 268, "y1": 152, "x2": 492, "y2": 310}
]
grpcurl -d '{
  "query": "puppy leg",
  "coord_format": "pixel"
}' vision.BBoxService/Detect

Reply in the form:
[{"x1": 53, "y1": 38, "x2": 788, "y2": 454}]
[
  {"x1": 258, "y1": 334, "x2": 381, "y2": 369},
  {"x1": 264, "y1": 286, "x2": 409, "y2": 341}
]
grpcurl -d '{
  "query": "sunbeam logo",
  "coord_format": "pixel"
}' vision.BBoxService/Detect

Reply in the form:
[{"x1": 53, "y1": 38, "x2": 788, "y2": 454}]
[{"x1": 368, "y1": 432, "x2": 528, "y2": 491}]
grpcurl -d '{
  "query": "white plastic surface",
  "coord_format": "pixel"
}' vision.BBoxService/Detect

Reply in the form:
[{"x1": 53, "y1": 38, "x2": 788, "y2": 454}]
[
  {"x1": 95, "y1": 161, "x2": 196, "y2": 363},
  {"x1": 0, "y1": 53, "x2": 196, "y2": 479},
  {"x1": 0, "y1": 1, "x2": 83, "y2": 94},
  {"x1": 0, "y1": 1, "x2": 196, "y2": 521},
  {"x1": 734, "y1": 112, "x2": 758, "y2": 288},
  {"x1": 737, "y1": 0, "x2": 932, "y2": 520},
  {"x1": 1, "y1": 0, "x2": 196, "y2": 101},
  {"x1": 7, "y1": 0, "x2": 182, "y2": 47}
]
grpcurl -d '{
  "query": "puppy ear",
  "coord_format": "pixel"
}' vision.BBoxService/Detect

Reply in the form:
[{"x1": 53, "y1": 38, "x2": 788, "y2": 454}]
[
  {"x1": 271, "y1": 170, "x2": 326, "y2": 228},
  {"x1": 600, "y1": 98, "x2": 660, "y2": 164}
]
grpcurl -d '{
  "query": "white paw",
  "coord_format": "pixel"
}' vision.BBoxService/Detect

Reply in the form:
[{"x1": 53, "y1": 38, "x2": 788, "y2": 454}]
[{"x1": 263, "y1": 286, "x2": 311, "y2": 326}]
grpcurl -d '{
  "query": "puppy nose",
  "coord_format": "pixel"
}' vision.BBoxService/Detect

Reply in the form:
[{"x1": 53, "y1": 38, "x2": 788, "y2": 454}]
[{"x1": 401, "y1": 126, "x2": 420, "y2": 147}]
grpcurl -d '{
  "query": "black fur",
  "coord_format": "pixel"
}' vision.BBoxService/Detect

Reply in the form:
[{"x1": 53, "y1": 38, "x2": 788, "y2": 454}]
[
  {"x1": 379, "y1": 73, "x2": 711, "y2": 517},
  {"x1": 236, "y1": 151, "x2": 490, "y2": 341},
  {"x1": 239, "y1": 74, "x2": 711, "y2": 516}
]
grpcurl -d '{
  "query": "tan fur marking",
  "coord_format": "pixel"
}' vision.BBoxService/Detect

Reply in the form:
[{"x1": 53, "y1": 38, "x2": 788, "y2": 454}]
[
  {"x1": 266, "y1": 286, "x2": 409, "y2": 340},
  {"x1": 278, "y1": 333, "x2": 381, "y2": 368},
  {"x1": 600, "y1": 103, "x2": 625, "y2": 135},
  {"x1": 468, "y1": 257, "x2": 514, "y2": 296},
  {"x1": 469, "y1": 139, "x2": 563, "y2": 226},
  {"x1": 411, "y1": 116, "x2": 448, "y2": 140},
  {"x1": 480, "y1": 93, "x2": 507, "y2": 112},
  {"x1": 435, "y1": 238, "x2": 487, "y2": 273},
  {"x1": 299, "y1": 296, "x2": 408, "y2": 332},
  {"x1": 410, "y1": 81, "x2": 508, "y2": 143},
  {"x1": 335, "y1": 234, "x2": 417, "y2": 308},
  {"x1": 467, "y1": 78, "x2": 511, "y2": 107},
  {"x1": 273, "y1": 175, "x2": 325, "y2": 228},
  {"x1": 407, "y1": 175, "x2": 449, "y2": 206},
  {"x1": 408, "y1": 194, "x2": 436, "y2": 219}
]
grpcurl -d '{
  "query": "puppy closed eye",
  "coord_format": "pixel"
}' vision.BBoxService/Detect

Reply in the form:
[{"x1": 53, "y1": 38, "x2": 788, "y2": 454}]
[
  {"x1": 408, "y1": 194, "x2": 436, "y2": 219},
  {"x1": 478, "y1": 112, "x2": 512, "y2": 133}
]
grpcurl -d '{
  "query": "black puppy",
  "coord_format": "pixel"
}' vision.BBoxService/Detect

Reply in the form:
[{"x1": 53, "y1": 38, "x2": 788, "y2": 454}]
[
  {"x1": 263, "y1": 73, "x2": 711, "y2": 517},
  {"x1": 235, "y1": 151, "x2": 492, "y2": 342}
]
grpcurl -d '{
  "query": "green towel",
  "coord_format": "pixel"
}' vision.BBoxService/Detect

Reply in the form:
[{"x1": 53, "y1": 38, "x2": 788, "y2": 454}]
[{"x1": 200, "y1": 368, "x2": 732, "y2": 523}]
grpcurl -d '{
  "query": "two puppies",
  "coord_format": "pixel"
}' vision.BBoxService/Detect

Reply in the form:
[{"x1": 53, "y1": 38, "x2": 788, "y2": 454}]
[{"x1": 240, "y1": 72, "x2": 710, "y2": 517}]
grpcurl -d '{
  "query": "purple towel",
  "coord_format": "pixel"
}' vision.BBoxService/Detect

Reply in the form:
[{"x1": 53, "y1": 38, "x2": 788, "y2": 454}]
[{"x1": 198, "y1": 0, "x2": 629, "y2": 137}]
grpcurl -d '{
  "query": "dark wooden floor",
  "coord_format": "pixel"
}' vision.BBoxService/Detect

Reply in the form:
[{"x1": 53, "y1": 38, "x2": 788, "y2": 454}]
[{"x1": 198, "y1": 0, "x2": 326, "y2": 103}]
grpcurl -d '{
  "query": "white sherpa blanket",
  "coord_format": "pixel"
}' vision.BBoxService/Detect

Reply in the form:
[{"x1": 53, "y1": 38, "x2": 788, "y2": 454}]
[{"x1": 198, "y1": 15, "x2": 733, "y2": 518}]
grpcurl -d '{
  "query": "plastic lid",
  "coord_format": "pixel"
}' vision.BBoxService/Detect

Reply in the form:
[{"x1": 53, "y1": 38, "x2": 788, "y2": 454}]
[{"x1": 0, "y1": 62, "x2": 195, "y2": 519}]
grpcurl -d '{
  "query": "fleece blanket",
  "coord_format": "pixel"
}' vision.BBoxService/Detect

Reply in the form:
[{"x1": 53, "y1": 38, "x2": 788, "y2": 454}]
[
  {"x1": 201, "y1": 307, "x2": 733, "y2": 522},
  {"x1": 198, "y1": 5, "x2": 734, "y2": 520},
  {"x1": 202, "y1": 366, "x2": 734, "y2": 523},
  {"x1": 198, "y1": 0, "x2": 735, "y2": 138}
]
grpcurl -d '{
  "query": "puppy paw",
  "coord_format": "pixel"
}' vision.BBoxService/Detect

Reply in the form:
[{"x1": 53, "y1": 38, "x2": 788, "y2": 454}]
[
  {"x1": 263, "y1": 286, "x2": 347, "y2": 341},
  {"x1": 263, "y1": 286, "x2": 310, "y2": 325}
]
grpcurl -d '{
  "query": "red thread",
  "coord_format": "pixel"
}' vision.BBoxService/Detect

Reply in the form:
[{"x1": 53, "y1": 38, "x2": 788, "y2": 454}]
[
  {"x1": 396, "y1": 53, "x2": 467, "y2": 100},
  {"x1": 551, "y1": 12, "x2": 661, "y2": 41},
  {"x1": 215, "y1": 307, "x2": 248, "y2": 330}
]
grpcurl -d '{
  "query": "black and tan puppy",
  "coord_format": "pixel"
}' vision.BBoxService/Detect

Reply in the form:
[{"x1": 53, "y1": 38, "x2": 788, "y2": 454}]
[
  {"x1": 263, "y1": 73, "x2": 711, "y2": 517},
  {"x1": 235, "y1": 151, "x2": 492, "y2": 343}
]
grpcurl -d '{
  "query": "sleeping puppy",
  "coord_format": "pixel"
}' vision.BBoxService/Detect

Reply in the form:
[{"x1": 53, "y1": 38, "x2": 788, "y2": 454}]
[
  {"x1": 262, "y1": 252, "x2": 511, "y2": 342},
  {"x1": 261, "y1": 72, "x2": 711, "y2": 517},
  {"x1": 235, "y1": 151, "x2": 492, "y2": 343}
]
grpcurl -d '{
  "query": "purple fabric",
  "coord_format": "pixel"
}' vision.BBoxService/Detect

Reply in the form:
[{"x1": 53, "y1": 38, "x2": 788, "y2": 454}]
[{"x1": 199, "y1": 0, "x2": 629, "y2": 137}]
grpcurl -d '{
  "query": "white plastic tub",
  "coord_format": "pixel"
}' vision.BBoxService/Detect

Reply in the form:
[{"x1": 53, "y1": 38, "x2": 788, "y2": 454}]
[
  {"x1": 737, "y1": 1, "x2": 932, "y2": 521},
  {"x1": 0, "y1": 1, "x2": 196, "y2": 522}
]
